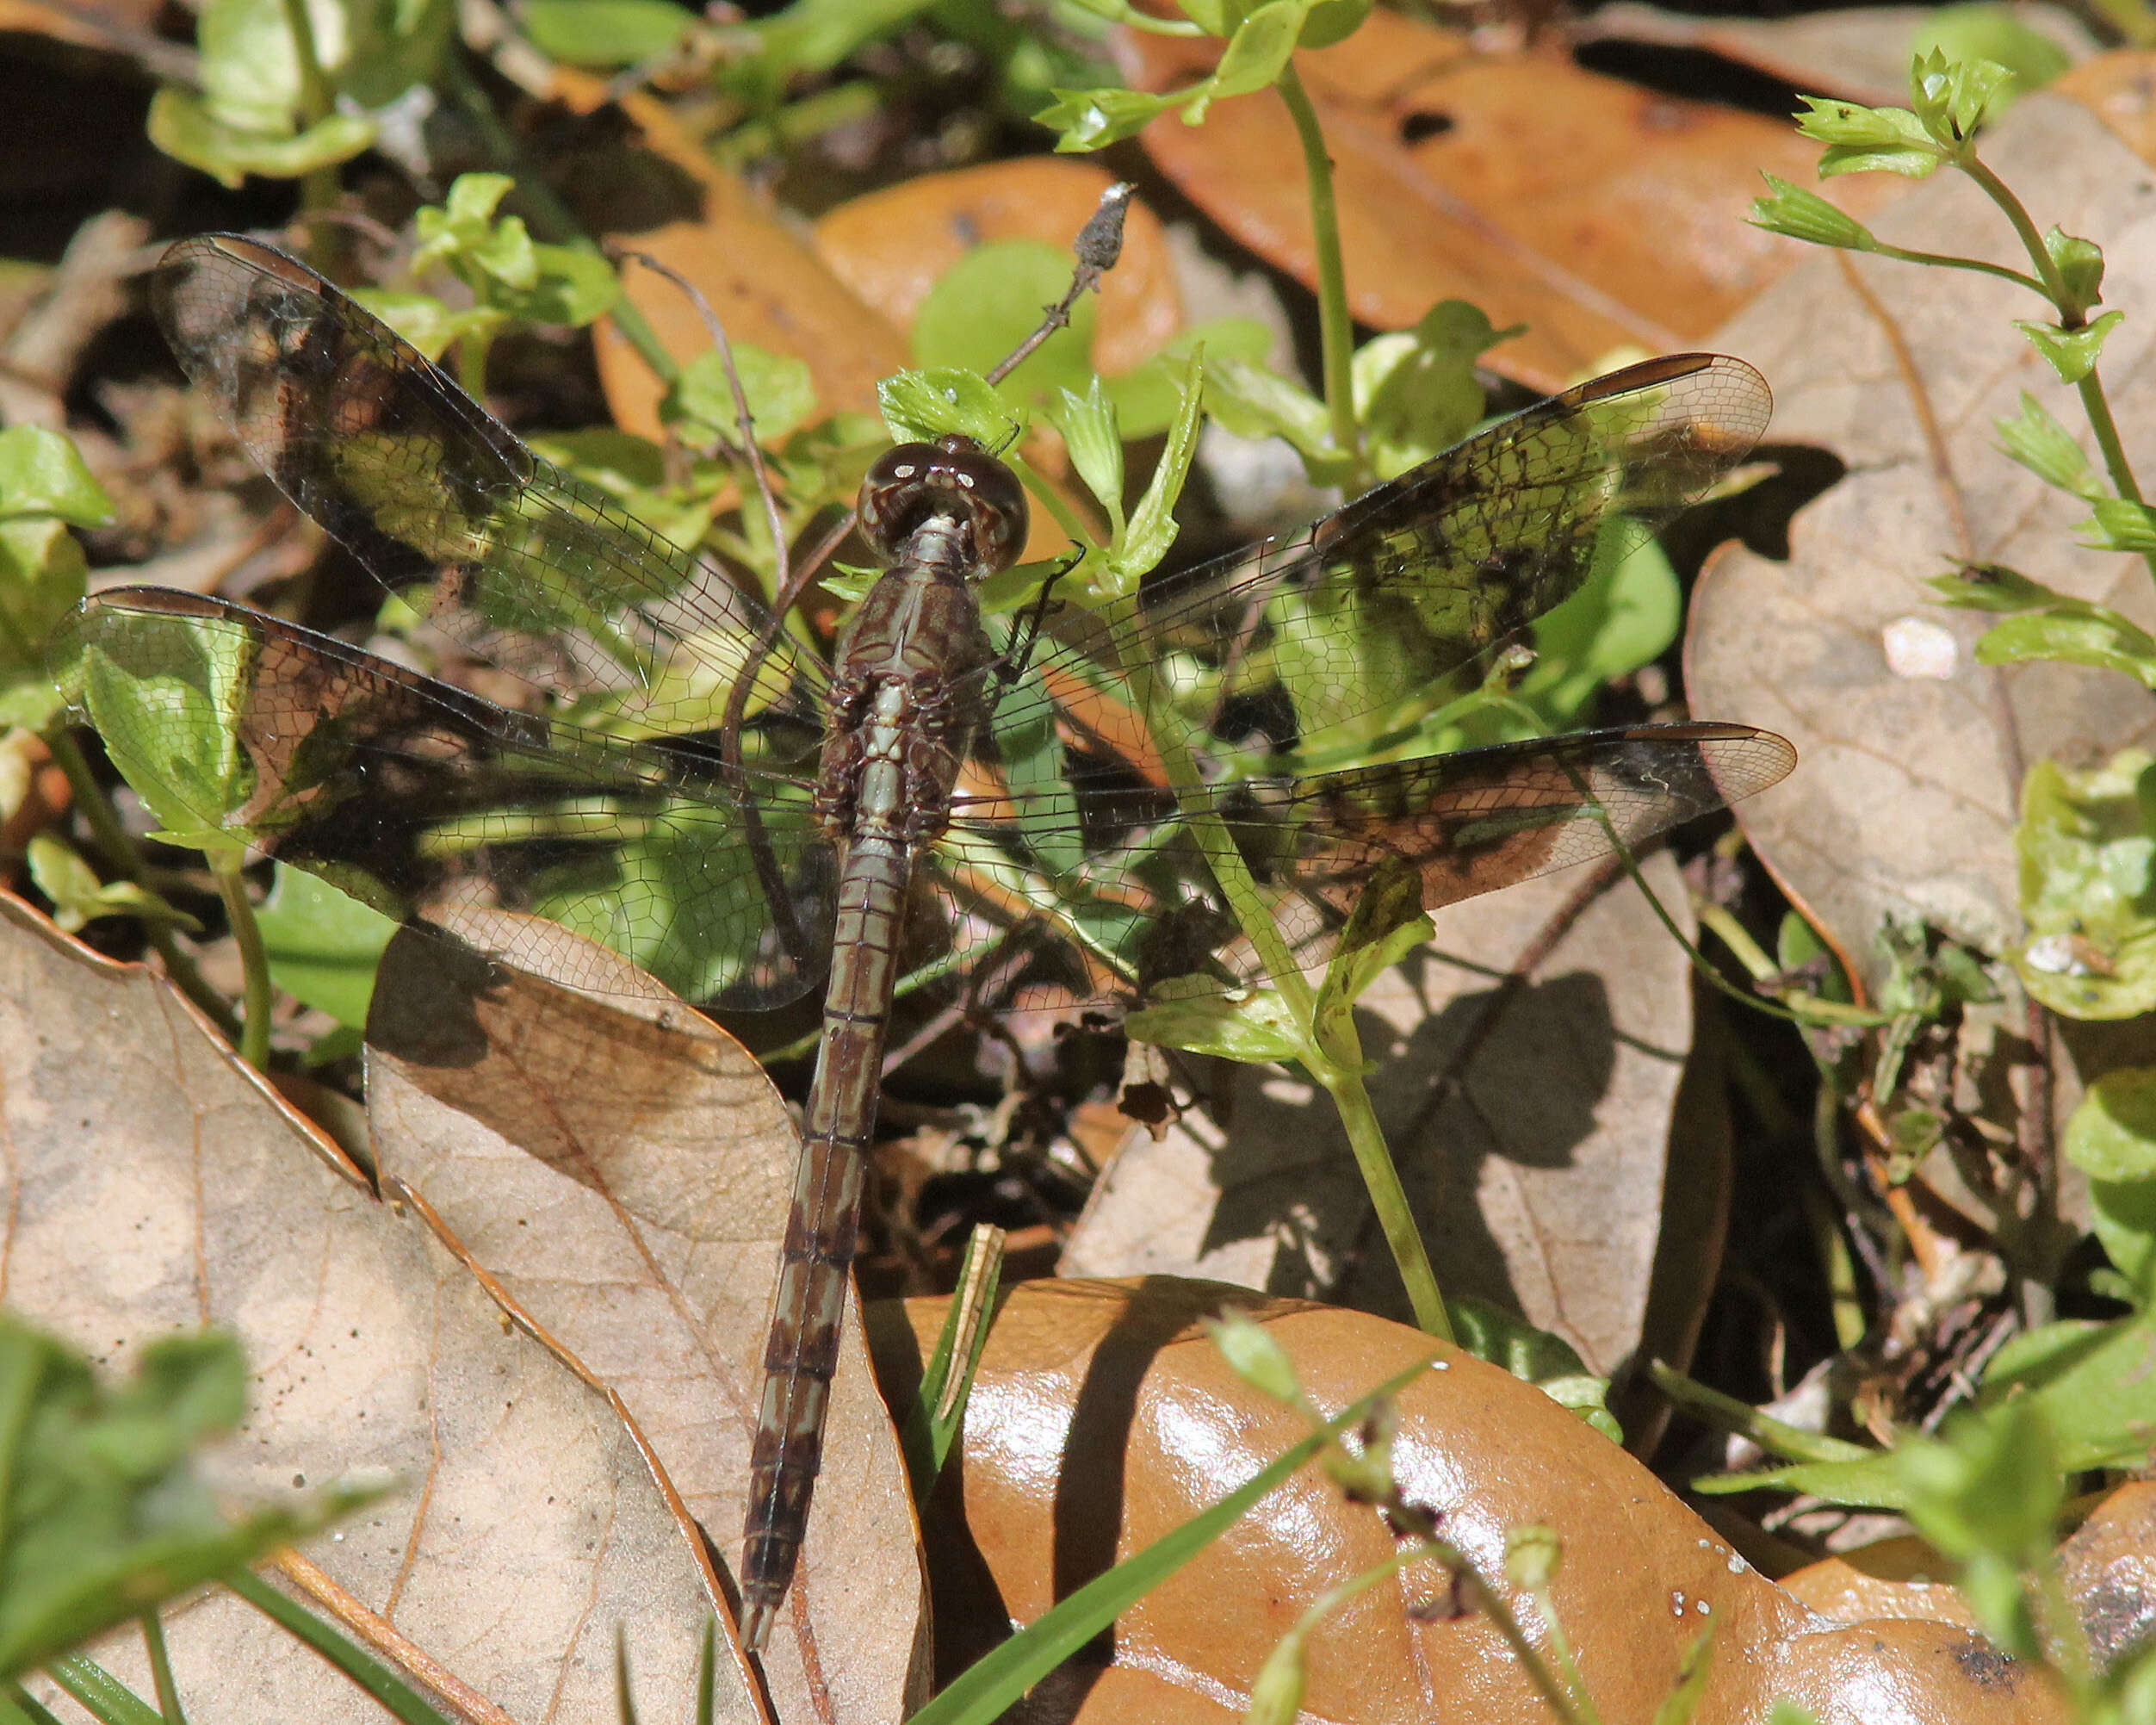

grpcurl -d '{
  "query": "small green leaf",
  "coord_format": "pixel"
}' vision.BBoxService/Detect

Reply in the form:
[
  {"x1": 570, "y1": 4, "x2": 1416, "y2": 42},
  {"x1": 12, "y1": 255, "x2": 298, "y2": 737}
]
[
  {"x1": 1315, "y1": 858, "x2": 1431, "y2": 1044},
  {"x1": 0, "y1": 1315, "x2": 378, "y2": 1682},
  {"x1": 2017, "y1": 309, "x2": 2124, "y2": 385},
  {"x1": 1351, "y1": 301, "x2": 1502, "y2": 480},
  {"x1": 2044, "y1": 227, "x2": 2105, "y2": 314},
  {"x1": 879, "y1": 369, "x2": 1025, "y2": 448},
  {"x1": 255, "y1": 865, "x2": 399, "y2": 1028},
  {"x1": 0, "y1": 427, "x2": 113, "y2": 527},
  {"x1": 349, "y1": 289, "x2": 501, "y2": 363},
  {"x1": 521, "y1": 0, "x2": 697, "y2": 65},
  {"x1": 1201, "y1": 0, "x2": 1308, "y2": 106},
  {"x1": 490, "y1": 243, "x2": 619, "y2": 327},
  {"x1": 440, "y1": 170, "x2": 515, "y2": 231},
  {"x1": 2013, "y1": 749, "x2": 2156, "y2": 1018},
  {"x1": 2075, "y1": 493, "x2": 2156, "y2": 553},
  {"x1": 1767, "y1": 1704, "x2": 1823, "y2": 1725},
  {"x1": 1100, "y1": 315, "x2": 1272, "y2": 439},
  {"x1": 1972, "y1": 609, "x2": 2156, "y2": 687},
  {"x1": 1050, "y1": 376, "x2": 1125, "y2": 534},
  {"x1": 1792, "y1": 95, "x2": 1943, "y2": 178},
  {"x1": 1928, "y1": 561, "x2": 2071, "y2": 612},
  {"x1": 1123, "y1": 983, "x2": 1305, "y2": 1064},
  {"x1": 1443, "y1": 1294, "x2": 1620, "y2": 1440},
  {"x1": 1035, "y1": 84, "x2": 1178, "y2": 152},
  {"x1": 2062, "y1": 1068, "x2": 2156, "y2": 1294},
  {"x1": 671, "y1": 343, "x2": 820, "y2": 445},
  {"x1": 1203, "y1": 357, "x2": 1335, "y2": 468},
  {"x1": 1748, "y1": 173, "x2": 1880, "y2": 251},
  {"x1": 1910, "y1": 6, "x2": 2068, "y2": 102},
  {"x1": 1907, "y1": 48, "x2": 2013, "y2": 147},
  {"x1": 1294, "y1": 0, "x2": 1368, "y2": 48},
  {"x1": 1992, "y1": 392, "x2": 2101, "y2": 499},
  {"x1": 1245, "y1": 1630, "x2": 1308, "y2": 1725},
  {"x1": 1205, "y1": 1312, "x2": 1304, "y2": 1404},
  {"x1": 24, "y1": 835, "x2": 200, "y2": 936},
  {"x1": 146, "y1": 89, "x2": 375, "y2": 189},
  {"x1": 1110, "y1": 347, "x2": 1205, "y2": 590}
]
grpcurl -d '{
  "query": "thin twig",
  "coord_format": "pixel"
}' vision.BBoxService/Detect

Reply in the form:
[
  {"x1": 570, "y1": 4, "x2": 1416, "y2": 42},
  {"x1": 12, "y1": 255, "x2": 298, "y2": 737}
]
[{"x1": 982, "y1": 183, "x2": 1133, "y2": 388}]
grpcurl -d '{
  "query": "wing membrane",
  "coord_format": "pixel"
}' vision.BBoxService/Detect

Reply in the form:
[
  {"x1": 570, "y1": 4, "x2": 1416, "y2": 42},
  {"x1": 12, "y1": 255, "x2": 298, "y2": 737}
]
[
  {"x1": 151, "y1": 234, "x2": 826, "y2": 740},
  {"x1": 53, "y1": 589, "x2": 836, "y2": 1009},
  {"x1": 933, "y1": 723, "x2": 1794, "y2": 1003}
]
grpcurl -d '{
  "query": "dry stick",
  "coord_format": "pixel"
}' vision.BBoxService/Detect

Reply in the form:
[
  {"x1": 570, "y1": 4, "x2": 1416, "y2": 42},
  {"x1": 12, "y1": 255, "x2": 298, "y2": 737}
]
[
  {"x1": 982, "y1": 182, "x2": 1133, "y2": 390},
  {"x1": 612, "y1": 247, "x2": 815, "y2": 975}
]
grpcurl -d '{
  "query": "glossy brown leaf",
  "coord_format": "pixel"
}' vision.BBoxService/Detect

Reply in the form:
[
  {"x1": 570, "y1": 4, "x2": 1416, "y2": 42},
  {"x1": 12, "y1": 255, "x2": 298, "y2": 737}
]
[
  {"x1": 1122, "y1": 9, "x2": 1899, "y2": 392},
  {"x1": 872, "y1": 1276, "x2": 2068, "y2": 1722}
]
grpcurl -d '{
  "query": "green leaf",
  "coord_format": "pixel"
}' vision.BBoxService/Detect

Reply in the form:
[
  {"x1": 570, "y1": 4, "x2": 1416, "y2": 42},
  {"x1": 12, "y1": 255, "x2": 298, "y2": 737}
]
[
  {"x1": 1992, "y1": 391, "x2": 2101, "y2": 499},
  {"x1": 0, "y1": 1316, "x2": 377, "y2": 1681},
  {"x1": 2076, "y1": 494, "x2": 2156, "y2": 554},
  {"x1": 1050, "y1": 375, "x2": 1124, "y2": 535},
  {"x1": 1748, "y1": 173, "x2": 1880, "y2": 251},
  {"x1": 486, "y1": 243, "x2": 619, "y2": 327},
  {"x1": 1205, "y1": 1312, "x2": 1305, "y2": 1404},
  {"x1": 24, "y1": 835, "x2": 200, "y2": 937},
  {"x1": 0, "y1": 490, "x2": 90, "y2": 730},
  {"x1": 1124, "y1": 983, "x2": 1305, "y2": 1064},
  {"x1": 671, "y1": 343, "x2": 820, "y2": 446},
  {"x1": 1351, "y1": 301, "x2": 1502, "y2": 480},
  {"x1": 2045, "y1": 227, "x2": 2105, "y2": 314},
  {"x1": 521, "y1": 0, "x2": 697, "y2": 65},
  {"x1": 1202, "y1": 356, "x2": 1335, "y2": 470},
  {"x1": 1907, "y1": 48, "x2": 2013, "y2": 147},
  {"x1": 2061, "y1": 1068, "x2": 2156, "y2": 1294},
  {"x1": 1444, "y1": 1296, "x2": 1620, "y2": 1441},
  {"x1": 1973, "y1": 611, "x2": 2156, "y2": 686},
  {"x1": 1793, "y1": 95, "x2": 1943, "y2": 178},
  {"x1": 1509, "y1": 524, "x2": 1680, "y2": 729},
  {"x1": 1108, "y1": 347, "x2": 1205, "y2": 591},
  {"x1": 1314, "y1": 858, "x2": 1431, "y2": 1047},
  {"x1": 1293, "y1": 0, "x2": 1368, "y2": 49},
  {"x1": 1035, "y1": 84, "x2": 1177, "y2": 151},
  {"x1": 912, "y1": 239, "x2": 1095, "y2": 403},
  {"x1": 254, "y1": 864, "x2": 399, "y2": 1028},
  {"x1": 2014, "y1": 749, "x2": 2156, "y2": 1018},
  {"x1": 146, "y1": 88, "x2": 375, "y2": 189},
  {"x1": 1929, "y1": 561, "x2": 2075, "y2": 611},
  {"x1": 349, "y1": 289, "x2": 502, "y2": 363},
  {"x1": 1200, "y1": 0, "x2": 1308, "y2": 107},
  {"x1": 879, "y1": 368, "x2": 1025, "y2": 448},
  {"x1": 0, "y1": 428, "x2": 113, "y2": 526},
  {"x1": 2017, "y1": 309, "x2": 2124, "y2": 385}
]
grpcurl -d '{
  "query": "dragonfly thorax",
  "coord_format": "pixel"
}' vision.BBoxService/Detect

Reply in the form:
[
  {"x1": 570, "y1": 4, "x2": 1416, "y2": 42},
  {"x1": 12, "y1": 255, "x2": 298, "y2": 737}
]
[{"x1": 858, "y1": 434, "x2": 1027, "y2": 578}]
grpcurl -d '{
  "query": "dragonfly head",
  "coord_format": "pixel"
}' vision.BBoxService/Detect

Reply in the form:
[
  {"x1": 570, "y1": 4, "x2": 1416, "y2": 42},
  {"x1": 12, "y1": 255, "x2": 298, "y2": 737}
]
[{"x1": 858, "y1": 434, "x2": 1028, "y2": 578}]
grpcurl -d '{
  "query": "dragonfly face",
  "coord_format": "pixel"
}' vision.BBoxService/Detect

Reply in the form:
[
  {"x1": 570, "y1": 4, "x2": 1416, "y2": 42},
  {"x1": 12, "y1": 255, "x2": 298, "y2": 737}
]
[{"x1": 51, "y1": 232, "x2": 1795, "y2": 1652}]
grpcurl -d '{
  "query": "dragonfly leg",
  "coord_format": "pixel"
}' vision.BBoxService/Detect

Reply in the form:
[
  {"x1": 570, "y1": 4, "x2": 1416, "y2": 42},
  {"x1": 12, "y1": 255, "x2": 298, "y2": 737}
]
[{"x1": 995, "y1": 551, "x2": 1081, "y2": 686}]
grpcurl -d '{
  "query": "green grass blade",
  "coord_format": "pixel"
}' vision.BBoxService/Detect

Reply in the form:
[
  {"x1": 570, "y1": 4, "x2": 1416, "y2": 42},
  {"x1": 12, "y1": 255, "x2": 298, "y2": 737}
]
[{"x1": 222, "y1": 1568, "x2": 455, "y2": 1725}]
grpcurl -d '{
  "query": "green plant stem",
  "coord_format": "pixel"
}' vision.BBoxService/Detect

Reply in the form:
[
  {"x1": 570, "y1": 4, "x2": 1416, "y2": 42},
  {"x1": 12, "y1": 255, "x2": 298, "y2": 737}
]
[
  {"x1": 276, "y1": 0, "x2": 338, "y2": 217},
  {"x1": 1645, "y1": 1359, "x2": 1873, "y2": 1462},
  {"x1": 208, "y1": 849, "x2": 272, "y2": 1070},
  {"x1": 46, "y1": 733, "x2": 240, "y2": 1042},
  {"x1": 1463, "y1": 1567, "x2": 1599, "y2": 1725},
  {"x1": 1959, "y1": 152, "x2": 2156, "y2": 586},
  {"x1": 1275, "y1": 63, "x2": 1361, "y2": 483},
  {"x1": 2, "y1": 1678, "x2": 68, "y2": 1723},
  {"x1": 1865, "y1": 241, "x2": 2045, "y2": 295},
  {"x1": 1312, "y1": 1010, "x2": 1453, "y2": 1342},
  {"x1": 1521, "y1": 1581, "x2": 1604, "y2": 1725},
  {"x1": 139, "y1": 1614, "x2": 183, "y2": 1725}
]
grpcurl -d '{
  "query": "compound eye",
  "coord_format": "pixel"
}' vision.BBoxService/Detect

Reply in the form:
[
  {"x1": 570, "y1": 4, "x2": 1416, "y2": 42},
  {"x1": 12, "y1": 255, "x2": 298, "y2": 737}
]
[{"x1": 857, "y1": 437, "x2": 1029, "y2": 574}]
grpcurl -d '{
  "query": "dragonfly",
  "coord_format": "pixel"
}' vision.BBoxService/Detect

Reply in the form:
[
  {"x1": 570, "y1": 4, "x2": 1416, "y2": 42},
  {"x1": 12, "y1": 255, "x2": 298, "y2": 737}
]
[{"x1": 55, "y1": 233, "x2": 1794, "y2": 1650}]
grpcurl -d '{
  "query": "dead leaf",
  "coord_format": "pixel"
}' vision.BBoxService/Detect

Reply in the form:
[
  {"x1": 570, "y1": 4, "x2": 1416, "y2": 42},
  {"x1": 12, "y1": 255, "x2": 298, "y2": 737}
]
[
  {"x1": 1686, "y1": 86, "x2": 2156, "y2": 1000},
  {"x1": 1577, "y1": 6, "x2": 2097, "y2": 111},
  {"x1": 362, "y1": 907, "x2": 929, "y2": 1715},
  {"x1": 873, "y1": 1276, "x2": 2066, "y2": 1723},
  {"x1": 584, "y1": 86, "x2": 912, "y2": 439},
  {"x1": 1062, "y1": 853, "x2": 1715, "y2": 1378},
  {"x1": 812, "y1": 159, "x2": 1183, "y2": 376},
  {"x1": 1121, "y1": 10, "x2": 1900, "y2": 392},
  {"x1": 0, "y1": 892, "x2": 735, "y2": 1721}
]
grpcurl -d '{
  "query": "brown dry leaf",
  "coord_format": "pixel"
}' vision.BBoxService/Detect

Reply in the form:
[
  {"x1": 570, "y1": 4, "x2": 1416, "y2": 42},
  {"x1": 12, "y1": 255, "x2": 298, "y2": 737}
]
[
  {"x1": 872, "y1": 1276, "x2": 2066, "y2": 1723},
  {"x1": 1686, "y1": 82, "x2": 2156, "y2": 1001},
  {"x1": 1121, "y1": 10, "x2": 1899, "y2": 393},
  {"x1": 1061, "y1": 853, "x2": 1716, "y2": 1379},
  {"x1": 812, "y1": 159, "x2": 1183, "y2": 376},
  {"x1": 363, "y1": 907, "x2": 927, "y2": 1716},
  {"x1": 0, "y1": 892, "x2": 735, "y2": 1722},
  {"x1": 1577, "y1": 6, "x2": 2097, "y2": 110},
  {"x1": 585, "y1": 85, "x2": 911, "y2": 440}
]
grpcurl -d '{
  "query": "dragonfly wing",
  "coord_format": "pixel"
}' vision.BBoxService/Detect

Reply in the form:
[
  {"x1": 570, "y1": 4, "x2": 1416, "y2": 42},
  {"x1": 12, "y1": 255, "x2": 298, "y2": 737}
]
[
  {"x1": 53, "y1": 588, "x2": 837, "y2": 1010},
  {"x1": 151, "y1": 234, "x2": 827, "y2": 742},
  {"x1": 976, "y1": 352, "x2": 1771, "y2": 779},
  {"x1": 934, "y1": 723, "x2": 1794, "y2": 1007}
]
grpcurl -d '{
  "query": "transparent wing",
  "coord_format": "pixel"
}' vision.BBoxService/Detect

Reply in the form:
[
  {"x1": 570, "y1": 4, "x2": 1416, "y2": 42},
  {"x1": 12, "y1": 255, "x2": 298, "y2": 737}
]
[
  {"x1": 930, "y1": 723, "x2": 1794, "y2": 1008},
  {"x1": 52, "y1": 590, "x2": 836, "y2": 1010},
  {"x1": 150, "y1": 233, "x2": 827, "y2": 740}
]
